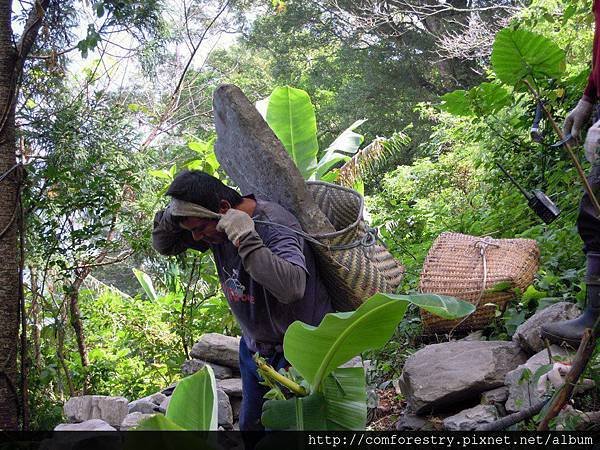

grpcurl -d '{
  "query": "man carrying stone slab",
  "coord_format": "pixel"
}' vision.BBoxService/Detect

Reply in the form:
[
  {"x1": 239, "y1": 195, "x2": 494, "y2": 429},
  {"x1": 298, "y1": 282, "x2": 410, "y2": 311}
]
[{"x1": 152, "y1": 169, "x2": 333, "y2": 431}]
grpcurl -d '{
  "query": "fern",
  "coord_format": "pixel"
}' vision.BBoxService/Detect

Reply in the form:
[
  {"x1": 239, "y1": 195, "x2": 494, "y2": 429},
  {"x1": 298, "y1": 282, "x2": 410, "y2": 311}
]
[{"x1": 338, "y1": 132, "x2": 410, "y2": 187}]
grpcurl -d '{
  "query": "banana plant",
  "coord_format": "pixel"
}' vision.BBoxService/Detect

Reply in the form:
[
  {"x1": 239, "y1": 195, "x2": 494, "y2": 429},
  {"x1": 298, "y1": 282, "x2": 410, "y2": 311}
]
[
  {"x1": 261, "y1": 292, "x2": 475, "y2": 430},
  {"x1": 256, "y1": 86, "x2": 366, "y2": 181}
]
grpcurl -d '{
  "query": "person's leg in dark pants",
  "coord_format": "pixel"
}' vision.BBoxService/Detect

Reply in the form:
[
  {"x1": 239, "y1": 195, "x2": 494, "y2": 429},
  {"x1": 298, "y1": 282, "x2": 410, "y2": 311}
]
[
  {"x1": 542, "y1": 164, "x2": 600, "y2": 346},
  {"x1": 238, "y1": 337, "x2": 288, "y2": 431}
]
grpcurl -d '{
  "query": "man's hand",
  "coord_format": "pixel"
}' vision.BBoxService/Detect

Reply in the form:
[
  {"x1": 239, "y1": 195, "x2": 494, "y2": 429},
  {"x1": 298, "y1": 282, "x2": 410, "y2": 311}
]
[
  {"x1": 564, "y1": 98, "x2": 593, "y2": 142},
  {"x1": 217, "y1": 209, "x2": 255, "y2": 247},
  {"x1": 584, "y1": 119, "x2": 600, "y2": 164}
]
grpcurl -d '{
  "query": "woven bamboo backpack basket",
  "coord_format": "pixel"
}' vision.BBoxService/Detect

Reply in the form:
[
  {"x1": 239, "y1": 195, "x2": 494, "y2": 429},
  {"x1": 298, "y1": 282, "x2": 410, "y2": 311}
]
[
  {"x1": 305, "y1": 181, "x2": 405, "y2": 311},
  {"x1": 419, "y1": 232, "x2": 540, "y2": 334}
]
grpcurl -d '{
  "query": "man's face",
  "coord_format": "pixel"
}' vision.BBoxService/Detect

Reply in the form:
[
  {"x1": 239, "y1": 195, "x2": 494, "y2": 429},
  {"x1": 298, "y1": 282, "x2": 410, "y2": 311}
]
[{"x1": 180, "y1": 217, "x2": 227, "y2": 244}]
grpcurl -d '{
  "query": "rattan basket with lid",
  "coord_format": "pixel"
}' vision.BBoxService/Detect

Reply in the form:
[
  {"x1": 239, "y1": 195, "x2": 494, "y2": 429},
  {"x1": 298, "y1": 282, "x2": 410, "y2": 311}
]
[{"x1": 419, "y1": 232, "x2": 539, "y2": 334}]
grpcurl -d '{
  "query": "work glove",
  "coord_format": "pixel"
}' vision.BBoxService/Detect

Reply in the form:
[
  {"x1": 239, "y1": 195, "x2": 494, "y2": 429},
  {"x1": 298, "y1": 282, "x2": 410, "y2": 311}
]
[
  {"x1": 216, "y1": 209, "x2": 255, "y2": 247},
  {"x1": 584, "y1": 119, "x2": 600, "y2": 164},
  {"x1": 564, "y1": 98, "x2": 593, "y2": 142}
]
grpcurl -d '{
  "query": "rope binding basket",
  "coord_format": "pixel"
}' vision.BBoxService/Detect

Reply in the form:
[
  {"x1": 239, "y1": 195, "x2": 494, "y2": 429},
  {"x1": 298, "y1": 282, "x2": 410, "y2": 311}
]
[
  {"x1": 419, "y1": 232, "x2": 540, "y2": 334},
  {"x1": 304, "y1": 181, "x2": 405, "y2": 311}
]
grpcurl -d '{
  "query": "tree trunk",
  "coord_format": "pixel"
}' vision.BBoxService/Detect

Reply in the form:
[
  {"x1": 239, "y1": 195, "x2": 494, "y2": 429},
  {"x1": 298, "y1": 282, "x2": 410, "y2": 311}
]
[
  {"x1": 68, "y1": 272, "x2": 90, "y2": 394},
  {"x1": 56, "y1": 300, "x2": 75, "y2": 398},
  {"x1": 28, "y1": 267, "x2": 42, "y2": 370},
  {"x1": 0, "y1": 0, "x2": 20, "y2": 430},
  {"x1": 0, "y1": 0, "x2": 50, "y2": 429}
]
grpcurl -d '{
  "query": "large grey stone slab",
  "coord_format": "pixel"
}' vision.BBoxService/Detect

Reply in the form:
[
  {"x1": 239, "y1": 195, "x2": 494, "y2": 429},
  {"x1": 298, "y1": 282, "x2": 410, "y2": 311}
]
[
  {"x1": 212, "y1": 84, "x2": 333, "y2": 235},
  {"x1": 120, "y1": 412, "x2": 155, "y2": 430},
  {"x1": 443, "y1": 404, "x2": 499, "y2": 431},
  {"x1": 399, "y1": 341, "x2": 527, "y2": 414},
  {"x1": 190, "y1": 333, "x2": 241, "y2": 369},
  {"x1": 182, "y1": 359, "x2": 233, "y2": 379},
  {"x1": 395, "y1": 414, "x2": 430, "y2": 431},
  {"x1": 512, "y1": 302, "x2": 580, "y2": 354},
  {"x1": 63, "y1": 396, "x2": 128, "y2": 427},
  {"x1": 505, "y1": 345, "x2": 571, "y2": 413},
  {"x1": 217, "y1": 389, "x2": 233, "y2": 428},
  {"x1": 481, "y1": 386, "x2": 509, "y2": 405},
  {"x1": 54, "y1": 419, "x2": 116, "y2": 431},
  {"x1": 217, "y1": 378, "x2": 243, "y2": 397}
]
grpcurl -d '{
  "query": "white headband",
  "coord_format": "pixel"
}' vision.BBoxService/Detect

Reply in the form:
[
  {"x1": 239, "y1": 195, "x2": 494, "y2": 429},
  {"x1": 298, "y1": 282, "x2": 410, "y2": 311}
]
[{"x1": 169, "y1": 198, "x2": 222, "y2": 220}]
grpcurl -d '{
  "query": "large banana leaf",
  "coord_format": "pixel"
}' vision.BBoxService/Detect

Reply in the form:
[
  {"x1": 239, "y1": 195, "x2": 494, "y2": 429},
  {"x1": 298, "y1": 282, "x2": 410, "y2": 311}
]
[
  {"x1": 261, "y1": 86, "x2": 319, "y2": 179},
  {"x1": 283, "y1": 293, "x2": 474, "y2": 389},
  {"x1": 166, "y1": 365, "x2": 218, "y2": 430},
  {"x1": 261, "y1": 367, "x2": 366, "y2": 430},
  {"x1": 491, "y1": 28, "x2": 565, "y2": 86},
  {"x1": 322, "y1": 367, "x2": 366, "y2": 429},
  {"x1": 261, "y1": 392, "x2": 328, "y2": 430},
  {"x1": 136, "y1": 366, "x2": 218, "y2": 431},
  {"x1": 314, "y1": 119, "x2": 366, "y2": 180}
]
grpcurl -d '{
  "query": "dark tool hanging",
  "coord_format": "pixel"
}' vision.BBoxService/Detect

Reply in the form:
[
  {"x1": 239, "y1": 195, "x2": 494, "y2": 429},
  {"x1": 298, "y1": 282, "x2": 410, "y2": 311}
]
[
  {"x1": 530, "y1": 100, "x2": 544, "y2": 143},
  {"x1": 495, "y1": 162, "x2": 561, "y2": 224}
]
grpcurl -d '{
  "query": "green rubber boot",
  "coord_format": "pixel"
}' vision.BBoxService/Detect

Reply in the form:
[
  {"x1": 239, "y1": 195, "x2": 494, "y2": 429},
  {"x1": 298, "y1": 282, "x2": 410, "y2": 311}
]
[{"x1": 541, "y1": 283, "x2": 600, "y2": 347}]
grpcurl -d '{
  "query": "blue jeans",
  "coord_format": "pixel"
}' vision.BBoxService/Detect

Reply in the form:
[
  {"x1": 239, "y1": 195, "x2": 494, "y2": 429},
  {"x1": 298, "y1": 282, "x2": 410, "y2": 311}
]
[{"x1": 238, "y1": 337, "x2": 288, "y2": 431}]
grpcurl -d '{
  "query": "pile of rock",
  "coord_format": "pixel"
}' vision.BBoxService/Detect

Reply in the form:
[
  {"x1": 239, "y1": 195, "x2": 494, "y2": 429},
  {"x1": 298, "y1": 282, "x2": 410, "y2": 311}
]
[
  {"x1": 184, "y1": 332, "x2": 243, "y2": 430},
  {"x1": 54, "y1": 333, "x2": 243, "y2": 431},
  {"x1": 396, "y1": 302, "x2": 594, "y2": 431}
]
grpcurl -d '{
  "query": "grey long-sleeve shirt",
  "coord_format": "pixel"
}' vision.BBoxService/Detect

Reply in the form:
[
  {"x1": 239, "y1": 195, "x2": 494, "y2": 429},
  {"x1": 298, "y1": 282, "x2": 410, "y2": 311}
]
[{"x1": 152, "y1": 198, "x2": 333, "y2": 353}]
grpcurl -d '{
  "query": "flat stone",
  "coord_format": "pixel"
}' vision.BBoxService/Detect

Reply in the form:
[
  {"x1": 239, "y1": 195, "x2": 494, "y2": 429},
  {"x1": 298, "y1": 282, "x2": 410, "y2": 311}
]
[
  {"x1": 399, "y1": 341, "x2": 527, "y2": 414},
  {"x1": 340, "y1": 356, "x2": 363, "y2": 368},
  {"x1": 182, "y1": 359, "x2": 233, "y2": 379},
  {"x1": 217, "y1": 389, "x2": 233, "y2": 428},
  {"x1": 128, "y1": 400, "x2": 157, "y2": 414},
  {"x1": 512, "y1": 302, "x2": 580, "y2": 354},
  {"x1": 481, "y1": 387, "x2": 509, "y2": 405},
  {"x1": 149, "y1": 392, "x2": 167, "y2": 405},
  {"x1": 54, "y1": 419, "x2": 116, "y2": 431},
  {"x1": 231, "y1": 397, "x2": 242, "y2": 421},
  {"x1": 157, "y1": 396, "x2": 171, "y2": 414},
  {"x1": 217, "y1": 378, "x2": 243, "y2": 397},
  {"x1": 555, "y1": 405, "x2": 590, "y2": 431},
  {"x1": 460, "y1": 330, "x2": 485, "y2": 341},
  {"x1": 505, "y1": 345, "x2": 571, "y2": 413},
  {"x1": 120, "y1": 412, "x2": 155, "y2": 430},
  {"x1": 395, "y1": 414, "x2": 429, "y2": 431},
  {"x1": 63, "y1": 396, "x2": 128, "y2": 427},
  {"x1": 190, "y1": 333, "x2": 241, "y2": 369},
  {"x1": 161, "y1": 383, "x2": 177, "y2": 396},
  {"x1": 443, "y1": 404, "x2": 499, "y2": 431}
]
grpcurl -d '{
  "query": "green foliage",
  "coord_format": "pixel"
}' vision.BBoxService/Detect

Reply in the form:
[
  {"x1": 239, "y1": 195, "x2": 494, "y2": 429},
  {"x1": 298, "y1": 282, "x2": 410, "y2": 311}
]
[
  {"x1": 133, "y1": 268, "x2": 158, "y2": 301},
  {"x1": 439, "y1": 83, "x2": 512, "y2": 117},
  {"x1": 491, "y1": 28, "x2": 566, "y2": 86},
  {"x1": 259, "y1": 86, "x2": 368, "y2": 181},
  {"x1": 315, "y1": 119, "x2": 366, "y2": 180},
  {"x1": 261, "y1": 86, "x2": 319, "y2": 178},
  {"x1": 79, "y1": 290, "x2": 184, "y2": 399},
  {"x1": 138, "y1": 366, "x2": 218, "y2": 430}
]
